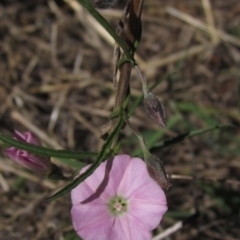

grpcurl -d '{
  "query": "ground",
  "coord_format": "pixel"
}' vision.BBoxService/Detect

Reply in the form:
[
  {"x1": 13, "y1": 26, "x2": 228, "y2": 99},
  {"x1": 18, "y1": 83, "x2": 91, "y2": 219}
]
[{"x1": 0, "y1": 0, "x2": 240, "y2": 239}]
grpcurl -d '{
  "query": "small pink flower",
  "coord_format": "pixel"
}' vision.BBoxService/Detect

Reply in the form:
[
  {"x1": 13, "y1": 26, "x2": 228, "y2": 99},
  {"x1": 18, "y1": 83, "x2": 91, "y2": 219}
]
[
  {"x1": 5, "y1": 131, "x2": 52, "y2": 174},
  {"x1": 71, "y1": 154, "x2": 168, "y2": 240}
]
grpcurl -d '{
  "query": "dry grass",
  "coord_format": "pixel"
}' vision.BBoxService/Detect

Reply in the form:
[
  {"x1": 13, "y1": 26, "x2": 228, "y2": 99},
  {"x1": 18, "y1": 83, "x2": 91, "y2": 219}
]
[{"x1": 0, "y1": 0, "x2": 239, "y2": 239}]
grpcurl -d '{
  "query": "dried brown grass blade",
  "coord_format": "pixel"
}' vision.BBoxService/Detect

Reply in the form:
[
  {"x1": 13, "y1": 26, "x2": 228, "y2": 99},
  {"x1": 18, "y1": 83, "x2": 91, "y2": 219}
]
[
  {"x1": 201, "y1": 0, "x2": 219, "y2": 45},
  {"x1": 167, "y1": 7, "x2": 240, "y2": 47}
]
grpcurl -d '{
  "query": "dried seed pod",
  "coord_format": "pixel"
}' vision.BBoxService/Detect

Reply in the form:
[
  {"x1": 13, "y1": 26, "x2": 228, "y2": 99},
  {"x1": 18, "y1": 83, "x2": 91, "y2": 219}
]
[
  {"x1": 144, "y1": 92, "x2": 166, "y2": 128},
  {"x1": 94, "y1": 0, "x2": 116, "y2": 9}
]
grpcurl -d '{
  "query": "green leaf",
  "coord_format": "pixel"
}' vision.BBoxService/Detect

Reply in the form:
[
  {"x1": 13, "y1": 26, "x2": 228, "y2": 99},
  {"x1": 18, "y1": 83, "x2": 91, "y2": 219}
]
[
  {"x1": 47, "y1": 115, "x2": 125, "y2": 201},
  {"x1": 77, "y1": 0, "x2": 134, "y2": 62},
  {"x1": 151, "y1": 124, "x2": 234, "y2": 150},
  {"x1": 54, "y1": 158, "x2": 85, "y2": 168},
  {"x1": 0, "y1": 132, "x2": 97, "y2": 159}
]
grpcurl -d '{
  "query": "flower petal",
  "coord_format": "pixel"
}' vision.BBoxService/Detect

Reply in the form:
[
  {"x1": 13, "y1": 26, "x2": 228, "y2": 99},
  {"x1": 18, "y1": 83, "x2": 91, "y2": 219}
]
[
  {"x1": 5, "y1": 147, "x2": 51, "y2": 174},
  {"x1": 71, "y1": 160, "x2": 113, "y2": 204},
  {"x1": 71, "y1": 203, "x2": 114, "y2": 240},
  {"x1": 118, "y1": 157, "x2": 168, "y2": 230},
  {"x1": 72, "y1": 155, "x2": 132, "y2": 204},
  {"x1": 6, "y1": 131, "x2": 52, "y2": 174},
  {"x1": 14, "y1": 131, "x2": 41, "y2": 145},
  {"x1": 117, "y1": 157, "x2": 150, "y2": 196},
  {"x1": 128, "y1": 200, "x2": 167, "y2": 230},
  {"x1": 106, "y1": 155, "x2": 132, "y2": 195},
  {"x1": 109, "y1": 215, "x2": 152, "y2": 240}
]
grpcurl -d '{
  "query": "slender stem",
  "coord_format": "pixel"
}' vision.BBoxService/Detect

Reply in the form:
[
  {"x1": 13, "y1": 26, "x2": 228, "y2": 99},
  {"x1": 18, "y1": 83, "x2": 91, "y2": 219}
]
[
  {"x1": 135, "y1": 65, "x2": 149, "y2": 96},
  {"x1": 123, "y1": 112, "x2": 150, "y2": 160},
  {"x1": 110, "y1": 0, "x2": 144, "y2": 146}
]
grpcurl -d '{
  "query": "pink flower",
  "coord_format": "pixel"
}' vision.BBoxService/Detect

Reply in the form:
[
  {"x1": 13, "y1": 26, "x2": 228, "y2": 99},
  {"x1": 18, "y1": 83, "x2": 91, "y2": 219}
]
[
  {"x1": 5, "y1": 131, "x2": 52, "y2": 174},
  {"x1": 71, "y1": 154, "x2": 168, "y2": 240}
]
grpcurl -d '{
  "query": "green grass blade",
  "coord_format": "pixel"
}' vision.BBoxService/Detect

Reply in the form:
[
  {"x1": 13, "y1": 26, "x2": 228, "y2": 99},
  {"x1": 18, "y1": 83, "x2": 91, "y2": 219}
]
[
  {"x1": 77, "y1": 0, "x2": 133, "y2": 62},
  {"x1": 151, "y1": 124, "x2": 234, "y2": 150},
  {"x1": 54, "y1": 158, "x2": 85, "y2": 169},
  {"x1": 0, "y1": 132, "x2": 97, "y2": 159}
]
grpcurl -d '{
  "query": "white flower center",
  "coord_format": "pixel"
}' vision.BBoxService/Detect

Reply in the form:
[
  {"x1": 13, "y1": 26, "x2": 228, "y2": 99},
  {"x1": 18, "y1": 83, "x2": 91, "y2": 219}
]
[
  {"x1": 108, "y1": 195, "x2": 128, "y2": 216},
  {"x1": 113, "y1": 202, "x2": 122, "y2": 211}
]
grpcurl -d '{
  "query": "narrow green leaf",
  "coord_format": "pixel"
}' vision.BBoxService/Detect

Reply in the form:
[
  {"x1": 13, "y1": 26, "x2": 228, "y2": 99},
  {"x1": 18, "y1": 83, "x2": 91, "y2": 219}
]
[
  {"x1": 47, "y1": 115, "x2": 124, "y2": 201},
  {"x1": 77, "y1": 0, "x2": 134, "y2": 62},
  {"x1": 0, "y1": 132, "x2": 97, "y2": 159},
  {"x1": 54, "y1": 158, "x2": 85, "y2": 168},
  {"x1": 151, "y1": 124, "x2": 234, "y2": 150}
]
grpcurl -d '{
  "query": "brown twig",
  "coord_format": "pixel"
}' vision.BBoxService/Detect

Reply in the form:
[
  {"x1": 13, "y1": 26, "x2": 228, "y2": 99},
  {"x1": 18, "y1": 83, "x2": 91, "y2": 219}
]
[{"x1": 110, "y1": 0, "x2": 144, "y2": 143}]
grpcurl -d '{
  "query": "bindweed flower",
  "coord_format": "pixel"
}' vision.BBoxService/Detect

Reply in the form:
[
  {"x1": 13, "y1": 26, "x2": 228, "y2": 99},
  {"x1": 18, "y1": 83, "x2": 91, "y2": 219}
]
[
  {"x1": 5, "y1": 131, "x2": 52, "y2": 174},
  {"x1": 71, "y1": 154, "x2": 168, "y2": 240}
]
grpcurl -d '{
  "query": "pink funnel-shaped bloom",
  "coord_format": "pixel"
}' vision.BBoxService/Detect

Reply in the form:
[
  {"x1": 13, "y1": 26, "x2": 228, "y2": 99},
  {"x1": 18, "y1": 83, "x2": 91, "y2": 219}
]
[
  {"x1": 71, "y1": 155, "x2": 168, "y2": 240},
  {"x1": 5, "y1": 131, "x2": 52, "y2": 174}
]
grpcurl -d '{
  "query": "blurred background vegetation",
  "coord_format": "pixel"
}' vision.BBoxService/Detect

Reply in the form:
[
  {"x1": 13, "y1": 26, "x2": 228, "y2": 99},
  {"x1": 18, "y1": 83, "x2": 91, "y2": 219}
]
[{"x1": 0, "y1": 0, "x2": 239, "y2": 239}]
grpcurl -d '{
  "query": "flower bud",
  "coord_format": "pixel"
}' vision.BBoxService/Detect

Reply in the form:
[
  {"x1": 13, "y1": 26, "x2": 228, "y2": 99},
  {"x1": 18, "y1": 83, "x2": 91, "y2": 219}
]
[
  {"x1": 144, "y1": 92, "x2": 166, "y2": 128},
  {"x1": 146, "y1": 154, "x2": 171, "y2": 190},
  {"x1": 5, "y1": 131, "x2": 52, "y2": 174}
]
